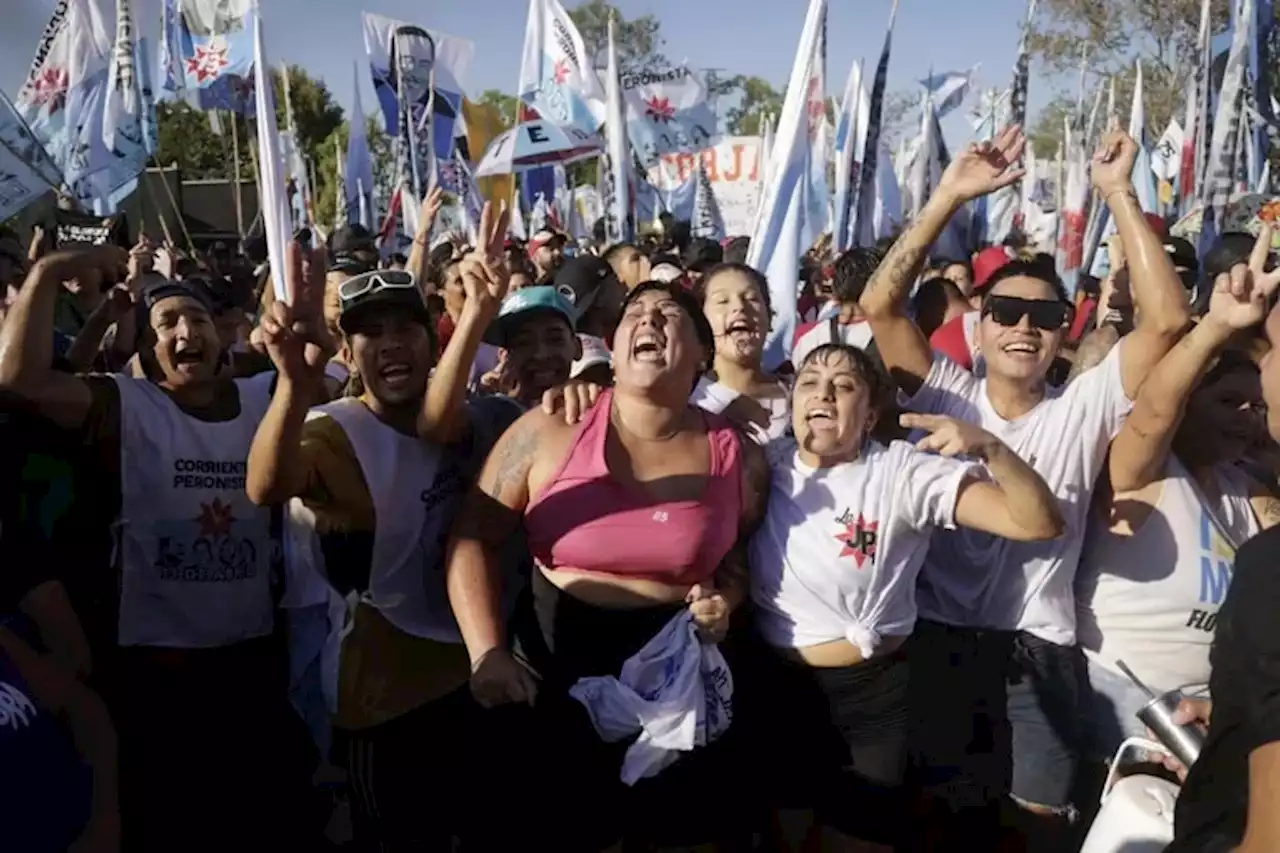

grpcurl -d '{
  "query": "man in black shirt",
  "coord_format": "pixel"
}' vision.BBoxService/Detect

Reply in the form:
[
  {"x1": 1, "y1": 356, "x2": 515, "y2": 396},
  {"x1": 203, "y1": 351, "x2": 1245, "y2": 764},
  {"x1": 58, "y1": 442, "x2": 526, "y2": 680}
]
[{"x1": 1168, "y1": 258, "x2": 1280, "y2": 853}]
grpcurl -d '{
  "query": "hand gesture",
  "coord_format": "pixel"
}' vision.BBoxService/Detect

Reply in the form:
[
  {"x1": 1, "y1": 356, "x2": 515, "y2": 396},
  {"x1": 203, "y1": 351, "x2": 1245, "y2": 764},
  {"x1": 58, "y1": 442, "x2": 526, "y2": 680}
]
[
  {"x1": 900, "y1": 413, "x2": 1000, "y2": 459},
  {"x1": 1091, "y1": 122, "x2": 1139, "y2": 197},
  {"x1": 469, "y1": 648, "x2": 538, "y2": 708},
  {"x1": 459, "y1": 201, "x2": 513, "y2": 313},
  {"x1": 541, "y1": 380, "x2": 604, "y2": 424},
  {"x1": 1207, "y1": 224, "x2": 1280, "y2": 331},
  {"x1": 419, "y1": 185, "x2": 445, "y2": 236},
  {"x1": 127, "y1": 236, "x2": 155, "y2": 281},
  {"x1": 259, "y1": 300, "x2": 333, "y2": 385},
  {"x1": 687, "y1": 584, "x2": 731, "y2": 644},
  {"x1": 154, "y1": 243, "x2": 176, "y2": 280},
  {"x1": 938, "y1": 125, "x2": 1027, "y2": 204},
  {"x1": 478, "y1": 349, "x2": 514, "y2": 395}
]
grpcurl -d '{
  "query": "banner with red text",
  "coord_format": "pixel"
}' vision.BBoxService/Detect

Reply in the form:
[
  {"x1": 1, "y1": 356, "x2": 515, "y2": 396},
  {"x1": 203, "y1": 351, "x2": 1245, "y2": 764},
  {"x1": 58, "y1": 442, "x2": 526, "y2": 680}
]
[{"x1": 649, "y1": 136, "x2": 762, "y2": 237}]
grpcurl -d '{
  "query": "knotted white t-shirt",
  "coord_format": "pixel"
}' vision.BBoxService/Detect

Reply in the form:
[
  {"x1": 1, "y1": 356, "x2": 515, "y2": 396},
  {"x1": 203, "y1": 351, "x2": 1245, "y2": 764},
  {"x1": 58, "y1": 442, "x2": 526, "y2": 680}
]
[{"x1": 749, "y1": 438, "x2": 978, "y2": 657}]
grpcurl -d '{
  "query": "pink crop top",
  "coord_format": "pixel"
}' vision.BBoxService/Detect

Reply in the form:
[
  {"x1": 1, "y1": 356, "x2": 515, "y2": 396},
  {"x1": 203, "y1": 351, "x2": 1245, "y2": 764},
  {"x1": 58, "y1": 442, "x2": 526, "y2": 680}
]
[{"x1": 524, "y1": 389, "x2": 743, "y2": 587}]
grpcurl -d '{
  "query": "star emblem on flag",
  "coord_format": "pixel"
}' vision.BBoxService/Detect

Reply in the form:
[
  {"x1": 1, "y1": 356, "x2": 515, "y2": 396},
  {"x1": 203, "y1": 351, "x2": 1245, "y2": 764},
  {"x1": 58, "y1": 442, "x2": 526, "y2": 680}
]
[
  {"x1": 834, "y1": 514, "x2": 878, "y2": 569},
  {"x1": 26, "y1": 66, "x2": 69, "y2": 110},
  {"x1": 195, "y1": 498, "x2": 236, "y2": 539},
  {"x1": 805, "y1": 77, "x2": 825, "y2": 138},
  {"x1": 552, "y1": 59, "x2": 572, "y2": 85},
  {"x1": 645, "y1": 96, "x2": 676, "y2": 124},
  {"x1": 186, "y1": 39, "x2": 231, "y2": 85}
]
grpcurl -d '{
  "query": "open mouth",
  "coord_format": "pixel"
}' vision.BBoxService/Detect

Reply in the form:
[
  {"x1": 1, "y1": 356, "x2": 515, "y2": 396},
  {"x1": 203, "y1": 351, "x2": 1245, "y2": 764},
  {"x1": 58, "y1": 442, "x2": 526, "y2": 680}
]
[
  {"x1": 804, "y1": 407, "x2": 836, "y2": 429},
  {"x1": 378, "y1": 363, "x2": 414, "y2": 386},
  {"x1": 726, "y1": 316, "x2": 759, "y2": 343},
  {"x1": 632, "y1": 331, "x2": 666, "y2": 363},
  {"x1": 1001, "y1": 339, "x2": 1041, "y2": 358},
  {"x1": 173, "y1": 347, "x2": 204, "y2": 368}
]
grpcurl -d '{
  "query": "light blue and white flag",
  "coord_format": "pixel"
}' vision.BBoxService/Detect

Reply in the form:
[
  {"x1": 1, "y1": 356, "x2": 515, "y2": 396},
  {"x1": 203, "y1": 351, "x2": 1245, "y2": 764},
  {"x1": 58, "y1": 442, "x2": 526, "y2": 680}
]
[
  {"x1": 622, "y1": 66, "x2": 718, "y2": 166},
  {"x1": 746, "y1": 0, "x2": 826, "y2": 370},
  {"x1": 691, "y1": 157, "x2": 726, "y2": 241},
  {"x1": 516, "y1": 0, "x2": 605, "y2": 135},
  {"x1": 252, "y1": 10, "x2": 293, "y2": 303},
  {"x1": 850, "y1": 0, "x2": 900, "y2": 248},
  {"x1": 345, "y1": 62, "x2": 376, "y2": 230},
  {"x1": 920, "y1": 66, "x2": 978, "y2": 119},
  {"x1": 832, "y1": 60, "x2": 866, "y2": 252},
  {"x1": 601, "y1": 17, "x2": 633, "y2": 245}
]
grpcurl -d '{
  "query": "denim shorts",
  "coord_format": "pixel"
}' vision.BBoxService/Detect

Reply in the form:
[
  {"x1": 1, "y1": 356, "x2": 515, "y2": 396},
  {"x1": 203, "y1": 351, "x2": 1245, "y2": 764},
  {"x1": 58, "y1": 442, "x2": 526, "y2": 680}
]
[
  {"x1": 1083, "y1": 657, "x2": 1153, "y2": 762},
  {"x1": 909, "y1": 621, "x2": 1086, "y2": 815}
]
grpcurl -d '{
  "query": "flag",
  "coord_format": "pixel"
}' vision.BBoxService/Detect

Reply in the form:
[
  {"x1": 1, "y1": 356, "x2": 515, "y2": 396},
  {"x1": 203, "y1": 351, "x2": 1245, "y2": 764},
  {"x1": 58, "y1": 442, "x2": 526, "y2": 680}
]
[
  {"x1": 1182, "y1": 0, "x2": 1213, "y2": 214},
  {"x1": 345, "y1": 63, "x2": 375, "y2": 230},
  {"x1": 334, "y1": 135, "x2": 347, "y2": 229},
  {"x1": 691, "y1": 157, "x2": 726, "y2": 241},
  {"x1": 460, "y1": 97, "x2": 514, "y2": 208},
  {"x1": 362, "y1": 12, "x2": 471, "y2": 159},
  {"x1": 280, "y1": 66, "x2": 314, "y2": 230},
  {"x1": 850, "y1": 0, "x2": 899, "y2": 248},
  {"x1": 0, "y1": 91, "x2": 62, "y2": 222},
  {"x1": 167, "y1": 0, "x2": 258, "y2": 112},
  {"x1": 530, "y1": 192, "x2": 551, "y2": 233},
  {"x1": 1058, "y1": 115, "x2": 1089, "y2": 289},
  {"x1": 921, "y1": 66, "x2": 978, "y2": 119},
  {"x1": 622, "y1": 66, "x2": 718, "y2": 165},
  {"x1": 516, "y1": 0, "x2": 605, "y2": 135},
  {"x1": 746, "y1": 0, "x2": 827, "y2": 370},
  {"x1": 252, "y1": 11, "x2": 293, "y2": 303},
  {"x1": 1152, "y1": 119, "x2": 1184, "y2": 182},
  {"x1": 600, "y1": 16, "x2": 632, "y2": 245},
  {"x1": 1201, "y1": 0, "x2": 1254, "y2": 255},
  {"x1": 831, "y1": 60, "x2": 864, "y2": 252}
]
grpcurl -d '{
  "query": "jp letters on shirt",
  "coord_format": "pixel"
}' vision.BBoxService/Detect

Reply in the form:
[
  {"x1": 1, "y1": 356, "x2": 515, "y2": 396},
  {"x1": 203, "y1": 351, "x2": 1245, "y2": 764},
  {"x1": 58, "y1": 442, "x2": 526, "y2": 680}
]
[
  {"x1": 834, "y1": 508, "x2": 879, "y2": 569},
  {"x1": 156, "y1": 457, "x2": 258, "y2": 584}
]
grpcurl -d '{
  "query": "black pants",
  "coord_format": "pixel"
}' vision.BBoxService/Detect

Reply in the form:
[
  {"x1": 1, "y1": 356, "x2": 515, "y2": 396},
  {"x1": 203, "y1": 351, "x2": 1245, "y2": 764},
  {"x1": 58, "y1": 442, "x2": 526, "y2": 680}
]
[{"x1": 113, "y1": 636, "x2": 316, "y2": 853}]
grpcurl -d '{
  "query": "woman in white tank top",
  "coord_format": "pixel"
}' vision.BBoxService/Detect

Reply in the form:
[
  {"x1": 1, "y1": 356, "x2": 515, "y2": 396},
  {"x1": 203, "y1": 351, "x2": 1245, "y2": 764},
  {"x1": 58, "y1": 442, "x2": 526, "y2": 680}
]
[{"x1": 1077, "y1": 247, "x2": 1280, "y2": 760}]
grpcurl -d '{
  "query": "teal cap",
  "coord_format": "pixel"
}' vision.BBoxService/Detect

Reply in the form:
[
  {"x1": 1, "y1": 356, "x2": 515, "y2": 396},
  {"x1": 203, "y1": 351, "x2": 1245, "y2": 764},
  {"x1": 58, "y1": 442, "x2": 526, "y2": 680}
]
[{"x1": 482, "y1": 285, "x2": 577, "y2": 346}]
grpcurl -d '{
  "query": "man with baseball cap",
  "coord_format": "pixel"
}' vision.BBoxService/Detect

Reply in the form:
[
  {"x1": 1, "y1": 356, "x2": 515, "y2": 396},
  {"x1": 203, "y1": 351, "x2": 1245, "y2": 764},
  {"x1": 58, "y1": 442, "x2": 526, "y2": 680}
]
[
  {"x1": 553, "y1": 255, "x2": 626, "y2": 341},
  {"x1": 528, "y1": 229, "x2": 567, "y2": 284}
]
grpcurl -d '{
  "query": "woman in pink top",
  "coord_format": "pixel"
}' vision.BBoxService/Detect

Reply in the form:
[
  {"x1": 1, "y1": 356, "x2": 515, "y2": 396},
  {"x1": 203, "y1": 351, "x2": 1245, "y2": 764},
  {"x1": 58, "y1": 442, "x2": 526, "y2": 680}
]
[{"x1": 446, "y1": 280, "x2": 769, "y2": 852}]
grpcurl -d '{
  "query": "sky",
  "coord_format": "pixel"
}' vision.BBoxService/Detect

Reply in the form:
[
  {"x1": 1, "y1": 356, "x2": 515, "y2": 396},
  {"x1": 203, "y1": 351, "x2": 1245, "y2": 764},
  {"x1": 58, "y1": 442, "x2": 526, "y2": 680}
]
[{"x1": 2, "y1": 0, "x2": 1057, "y2": 152}]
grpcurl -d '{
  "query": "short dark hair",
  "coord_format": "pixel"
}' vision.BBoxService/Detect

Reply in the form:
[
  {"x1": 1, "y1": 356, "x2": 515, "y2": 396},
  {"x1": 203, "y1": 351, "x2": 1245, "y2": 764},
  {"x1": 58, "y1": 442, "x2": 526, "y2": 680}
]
[
  {"x1": 696, "y1": 262, "x2": 772, "y2": 312},
  {"x1": 1204, "y1": 232, "x2": 1258, "y2": 281},
  {"x1": 795, "y1": 342, "x2": 893, "y2": 416},
  {"x1": 981, "y1": 258, "x2": 1070, "y2": 305},
  {"x1": 683, "y1": 237, "x2": 723, "y2": 273},
  {"x1": 722, "y1": 236, "x2": 750, "y2": 265},
  {"x1": 619, "y1": 280, "x2": 715, "y2": 354},
  {"x1": 831, "y1": 247, "x2": 885, "y2": 305},
  {"x1": 602, "y1": 242, "x2": 639, "y2": 266}
]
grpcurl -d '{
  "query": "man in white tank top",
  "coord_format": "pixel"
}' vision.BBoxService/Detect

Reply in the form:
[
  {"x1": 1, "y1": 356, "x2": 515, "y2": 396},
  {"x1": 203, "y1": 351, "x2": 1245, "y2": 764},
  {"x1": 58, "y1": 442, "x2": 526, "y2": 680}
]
[
  {"x1": 0, "y1": 243, "x2": 325, "y2": 850},
  {"x1": 859, "y1": 127, "x2": 1192, "y2": 850}
]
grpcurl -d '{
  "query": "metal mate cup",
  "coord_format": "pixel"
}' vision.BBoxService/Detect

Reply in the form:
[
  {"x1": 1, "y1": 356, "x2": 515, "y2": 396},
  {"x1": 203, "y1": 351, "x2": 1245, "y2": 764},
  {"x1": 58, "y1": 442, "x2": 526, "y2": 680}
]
[{"x1": 1136, "y1": 690, "x2": 1205, "y2": 770}]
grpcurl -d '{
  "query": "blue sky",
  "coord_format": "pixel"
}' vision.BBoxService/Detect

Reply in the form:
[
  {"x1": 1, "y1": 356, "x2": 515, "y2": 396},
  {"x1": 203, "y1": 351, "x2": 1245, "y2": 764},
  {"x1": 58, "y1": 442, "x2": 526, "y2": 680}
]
[{"x1": 3, "y1": 0, "x2": 1056, "y2": 150}]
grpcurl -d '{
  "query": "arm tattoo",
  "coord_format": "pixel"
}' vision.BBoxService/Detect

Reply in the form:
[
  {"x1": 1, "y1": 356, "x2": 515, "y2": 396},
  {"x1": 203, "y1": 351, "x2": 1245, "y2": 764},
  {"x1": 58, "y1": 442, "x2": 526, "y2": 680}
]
[
  {"x1": 1258, "y1": 496, "x2": 1280, "y2": 528},
  {"x1": 480, "y1": 417, "x2": 540, "y2": 497},
  {"x1": 864, "y1": 223, "x2": 932, "y2": 306}
]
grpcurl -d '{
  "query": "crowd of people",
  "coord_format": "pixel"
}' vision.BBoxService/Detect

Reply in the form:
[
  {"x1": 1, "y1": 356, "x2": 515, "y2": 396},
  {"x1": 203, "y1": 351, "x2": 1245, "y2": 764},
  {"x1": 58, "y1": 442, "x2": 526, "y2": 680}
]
[{"x1": 3, "y1": 125, "x2": 1279, "y2": 853}]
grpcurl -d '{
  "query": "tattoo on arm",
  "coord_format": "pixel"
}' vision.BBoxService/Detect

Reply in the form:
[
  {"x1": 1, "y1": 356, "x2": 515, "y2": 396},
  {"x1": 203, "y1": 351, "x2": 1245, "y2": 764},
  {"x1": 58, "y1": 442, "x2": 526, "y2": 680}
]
[
  {"x1": 1256, "y1": 496, "x2": 1280, "y2": 529},
  {"x1": 864, "y1": 222, "x2": 933, "y2": 306},
  {"x1": 480, "y1": 417, "x2": 540, "y2": 497}
]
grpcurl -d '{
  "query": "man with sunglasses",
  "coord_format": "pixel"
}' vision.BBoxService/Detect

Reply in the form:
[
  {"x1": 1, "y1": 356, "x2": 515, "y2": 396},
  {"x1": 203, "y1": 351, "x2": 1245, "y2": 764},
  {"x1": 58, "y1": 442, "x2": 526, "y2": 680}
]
[
  {"x1": 860, "y1": 126, "x2": 1191, "y2": 852},
  {"x1": 247, "y1": 220, "x2": 530, "y2": 848}
]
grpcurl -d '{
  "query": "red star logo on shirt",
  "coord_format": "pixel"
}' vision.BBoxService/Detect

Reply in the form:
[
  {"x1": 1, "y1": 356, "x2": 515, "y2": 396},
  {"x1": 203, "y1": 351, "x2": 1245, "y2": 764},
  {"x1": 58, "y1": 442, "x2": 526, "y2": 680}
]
[
  {"x1": 195, "y1": 498, "x2": 236, "y2": 539},
  {"x1": 24, "y1": 66, "x2": 69, "y2": 110},
  {"x1": 834, "y1": 514, "x2": 878, "y2": 569},
  {"x1": 645, "y1": 96, "x2": 676, "y2": 124},
  {"x1": 185, "y1": 40, "x2": 231, "y2": 85},
  {"x1": 552, "y1": 58, "x2": 572, "y2": 85}
]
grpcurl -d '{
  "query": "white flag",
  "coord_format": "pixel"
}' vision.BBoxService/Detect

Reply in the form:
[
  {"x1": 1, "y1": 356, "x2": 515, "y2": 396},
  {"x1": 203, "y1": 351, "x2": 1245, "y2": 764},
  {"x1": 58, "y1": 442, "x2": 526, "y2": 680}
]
[
  {"x1": 253, "y1": 13, "x2": 294, "y2": 303},
  {"x1": 600, "y1": 16, "x2": 632, "y2": 245}
]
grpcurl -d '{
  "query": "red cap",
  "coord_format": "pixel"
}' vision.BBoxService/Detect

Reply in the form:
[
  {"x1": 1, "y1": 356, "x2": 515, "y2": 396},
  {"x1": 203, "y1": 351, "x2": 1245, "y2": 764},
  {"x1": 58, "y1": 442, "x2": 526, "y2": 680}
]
[{"x1": 972, "y1": 246, "x2": 1014, "y2": 292}]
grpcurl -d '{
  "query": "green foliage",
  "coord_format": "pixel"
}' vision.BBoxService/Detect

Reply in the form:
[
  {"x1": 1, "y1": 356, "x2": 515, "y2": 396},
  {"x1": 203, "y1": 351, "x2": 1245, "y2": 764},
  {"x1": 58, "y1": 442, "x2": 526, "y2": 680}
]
[
  {"x1": 567, "y1": 0, "x2": 666, "y2": 72},
  {"x1": 477, "y1": 89, "x2": 519, "y2": 128},
  {"x1": 724, "y1": 76, "x2": 784, "y2": 136}
]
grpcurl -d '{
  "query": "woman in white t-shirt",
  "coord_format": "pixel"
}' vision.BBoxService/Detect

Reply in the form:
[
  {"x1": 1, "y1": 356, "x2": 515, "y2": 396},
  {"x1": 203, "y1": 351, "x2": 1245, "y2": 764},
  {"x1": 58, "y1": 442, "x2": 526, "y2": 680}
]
[
  {"x1": 746, "y1": 342, "x2": 1064, "y2": 853},
  {"x1": 690, "y1": 263, "x2": 792, "y2": 443},
  {"x1": 1077, "y1": 234, "x2": 1280, "y2": 760}
]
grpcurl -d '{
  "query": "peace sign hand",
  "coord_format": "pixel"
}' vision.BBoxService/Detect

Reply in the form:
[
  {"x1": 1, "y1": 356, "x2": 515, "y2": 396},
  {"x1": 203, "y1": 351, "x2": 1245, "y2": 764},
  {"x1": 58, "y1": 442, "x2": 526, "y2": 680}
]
[
  {"x1": 1206, "y1": 224, "x2": 1280, "y2": 331},
  {"x1": 938, "y1": 125, "x2": 1027, "y2": 204},
  {"x1": 458, "y1": 200, "x2": 513, "y2": 317}
]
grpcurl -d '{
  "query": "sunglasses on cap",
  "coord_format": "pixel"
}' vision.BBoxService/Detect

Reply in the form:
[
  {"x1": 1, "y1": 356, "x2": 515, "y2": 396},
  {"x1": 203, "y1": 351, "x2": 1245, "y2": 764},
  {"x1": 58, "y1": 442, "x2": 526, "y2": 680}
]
[
  {"x1": 338, "y1": 269, "x2": 417, "y2": 306},
  {"x1": 982, "y1": 295, "x2": 1071, "y2": 332}
]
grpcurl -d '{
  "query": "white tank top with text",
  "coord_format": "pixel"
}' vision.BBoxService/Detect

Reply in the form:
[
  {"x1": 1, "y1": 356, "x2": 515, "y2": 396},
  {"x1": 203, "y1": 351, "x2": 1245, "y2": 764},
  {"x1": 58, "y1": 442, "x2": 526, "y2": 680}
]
[
  {"x1": 1076, "y1": 457, "x2": 1260, "y2": 693},
  {"x1": 115, "y1": 373, "x2": 277, "y2": 648},
  {"x1": 309, "y1": 398, "x2": 462, "y2": 643}
]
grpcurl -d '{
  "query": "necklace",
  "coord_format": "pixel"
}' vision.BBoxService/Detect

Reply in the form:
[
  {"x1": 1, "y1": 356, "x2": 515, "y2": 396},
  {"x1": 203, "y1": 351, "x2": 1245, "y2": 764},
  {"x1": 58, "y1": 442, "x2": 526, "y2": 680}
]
[{"x1": 611, "y1": 401, "x2": 683, "y2": 442}]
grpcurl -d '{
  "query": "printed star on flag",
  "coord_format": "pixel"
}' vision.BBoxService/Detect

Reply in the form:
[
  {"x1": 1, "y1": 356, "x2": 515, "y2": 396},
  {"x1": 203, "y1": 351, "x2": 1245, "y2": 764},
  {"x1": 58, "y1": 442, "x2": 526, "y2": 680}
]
[
  {"x1": 552, "y1": 59, "x2": 572, "y2": 85},
  {"x1": 186, "y1": 40, "x2": 231, "y2": 85},
  {"x1": 645, "y1": 96, "x2": 676, "y2": 124},
  {"x1": 26, "y1": 66, "x2": 69, "y2": 109},
  {"x1": 195, "y1": 498, "x2": 236, "y2": 539},
  {"x1": 805, "y1": 77, "x2": 825, "y2": 138},
  {"x1": 834, "y1": 514, "x2": 878, "y2": 569}
]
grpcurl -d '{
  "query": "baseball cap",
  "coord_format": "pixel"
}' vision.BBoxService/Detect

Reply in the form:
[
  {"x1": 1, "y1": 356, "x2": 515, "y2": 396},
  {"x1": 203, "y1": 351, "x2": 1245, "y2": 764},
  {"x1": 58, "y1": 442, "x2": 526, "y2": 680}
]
[
  {"x1": 554, "y1": 256, "x2": 619, "y2": 320},
  {"x1": 1163, "y1": 236, "x2": 1198, "y2": 272},
  {"x1": 571, "y1": 334, "x2": 611, "y2": 378},
  {"x1": 972, "y1": 246, "x2": 1014, "y2": 292},
  {"x1": 528, "y1": 230, "x2": 565, "y2": 259},
  {"x1": 329, "y1": 224, "x2": 378, "y2": 273},
  {"x1": 141, "y1": 278, "x2": 215, "y2": 314},
  {"x1": 336, "y1": 269, "x2": 431, "y2": 334},
  {"x1": 483, "y1": 285, "x2": 576, "y2": 346}
]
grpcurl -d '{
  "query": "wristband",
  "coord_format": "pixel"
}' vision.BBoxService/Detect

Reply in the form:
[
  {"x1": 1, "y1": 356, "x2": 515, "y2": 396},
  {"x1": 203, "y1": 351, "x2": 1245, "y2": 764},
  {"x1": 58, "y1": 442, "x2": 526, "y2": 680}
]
[{"x1": 1105, "y1": 189, "x2": 1138, "y2": 207}]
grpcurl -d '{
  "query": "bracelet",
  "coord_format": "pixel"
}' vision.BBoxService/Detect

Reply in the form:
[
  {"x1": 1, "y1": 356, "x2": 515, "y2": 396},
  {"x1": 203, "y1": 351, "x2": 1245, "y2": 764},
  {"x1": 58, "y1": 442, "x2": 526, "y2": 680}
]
[{"x1": 1105, "y1": 189, "x2": 1137, "y2": 206}]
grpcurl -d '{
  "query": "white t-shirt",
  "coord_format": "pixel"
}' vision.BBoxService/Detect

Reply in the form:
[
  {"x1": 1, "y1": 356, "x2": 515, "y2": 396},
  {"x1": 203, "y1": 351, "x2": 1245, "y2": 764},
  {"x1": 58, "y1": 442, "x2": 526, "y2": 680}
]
[
  {"x1": 906, "y1": 341, "x2": 1134, "y2": 645},
  {"x1": 690, "y1": 376, "x2": 791, "y2": 445},
  {"x1": 749, "y1": 438, "x2": 978, "y2": 657}
]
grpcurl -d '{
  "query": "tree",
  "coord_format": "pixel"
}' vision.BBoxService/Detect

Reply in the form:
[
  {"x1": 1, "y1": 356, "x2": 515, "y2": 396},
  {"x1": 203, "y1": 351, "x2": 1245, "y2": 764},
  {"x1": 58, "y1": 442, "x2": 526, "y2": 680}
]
[
  {"x1": 477, "y1": 89, "x2": 519, "y2": 129},
  {"x1": 567, "y1": 0, "x2": 667, "y2": 72},
  {"x1": 153, "y1": 100, "x2": 229, "y2": 179},
  {"x1": 724, "y1": 76, "x2": 783, "y2": 136},
  {"x1": 1025, "y1": 0, "x2": 1233, "y2": 154}
]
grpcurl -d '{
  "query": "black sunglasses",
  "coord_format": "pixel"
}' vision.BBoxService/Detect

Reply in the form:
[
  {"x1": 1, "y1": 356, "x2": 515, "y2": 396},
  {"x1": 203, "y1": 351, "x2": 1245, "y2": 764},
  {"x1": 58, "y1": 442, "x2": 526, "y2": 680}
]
[{"x1": 982, "y1": 295, "x2": 1071, "y2": 332}]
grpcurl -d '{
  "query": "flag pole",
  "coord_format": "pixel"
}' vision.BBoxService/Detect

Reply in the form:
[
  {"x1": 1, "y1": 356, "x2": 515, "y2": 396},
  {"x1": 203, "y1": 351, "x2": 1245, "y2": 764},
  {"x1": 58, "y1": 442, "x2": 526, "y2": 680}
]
[{"x1": 231, "y1": 110, "x2": 245, "y2": 239}]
